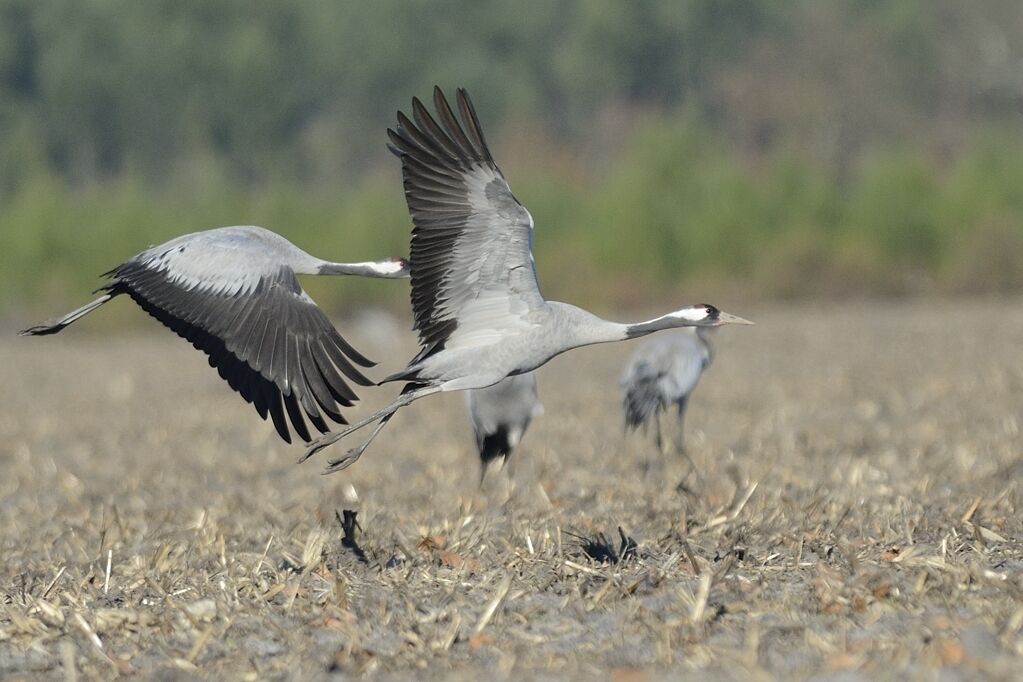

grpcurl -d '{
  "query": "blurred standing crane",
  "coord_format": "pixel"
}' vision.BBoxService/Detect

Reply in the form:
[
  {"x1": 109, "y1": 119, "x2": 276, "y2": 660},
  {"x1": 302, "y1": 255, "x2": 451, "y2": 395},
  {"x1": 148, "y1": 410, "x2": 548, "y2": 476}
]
[
  {"x1": 620, "y1": 328, "x2": 713, "y2": 455},
  {"x1": 21, "y1": 225, "x2": 408, "y2": 444},
  {"x1": 467, "y1": 372, "x2": 543, "y2": 483},
  {"x1": 302, "y1": 87, "x2": 752, "y2": 473}
]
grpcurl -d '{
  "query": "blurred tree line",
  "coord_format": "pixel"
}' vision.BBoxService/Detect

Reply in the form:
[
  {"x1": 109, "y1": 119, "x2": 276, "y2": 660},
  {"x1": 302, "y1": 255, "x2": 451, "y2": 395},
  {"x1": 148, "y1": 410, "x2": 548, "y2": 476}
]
[{"x1": 1, "y1": 0, "x2": 1022, "y2": 315}]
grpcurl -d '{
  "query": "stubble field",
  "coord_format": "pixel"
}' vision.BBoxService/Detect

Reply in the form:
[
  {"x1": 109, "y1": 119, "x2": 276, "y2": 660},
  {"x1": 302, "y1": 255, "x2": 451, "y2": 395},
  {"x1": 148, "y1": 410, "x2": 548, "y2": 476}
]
[{"x1": 2, "y1": 298, "x2": 1022, "y2": 680}]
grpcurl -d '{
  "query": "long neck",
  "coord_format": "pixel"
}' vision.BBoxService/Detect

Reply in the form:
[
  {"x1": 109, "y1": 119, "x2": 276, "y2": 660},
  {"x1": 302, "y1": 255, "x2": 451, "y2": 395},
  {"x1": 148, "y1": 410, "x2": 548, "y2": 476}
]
[
  {"x1": 549, "y1": 303, "x2": 709, "y2": 349},
  {"x1": 316, "y1": 259, "x2": 409, "y2": 279},
  {"x1": 696, "y1": 327, "x2": 716, "y2": 365},
  {"x1": 623, "y1": 307, "x2": 711, "y2": 339}
]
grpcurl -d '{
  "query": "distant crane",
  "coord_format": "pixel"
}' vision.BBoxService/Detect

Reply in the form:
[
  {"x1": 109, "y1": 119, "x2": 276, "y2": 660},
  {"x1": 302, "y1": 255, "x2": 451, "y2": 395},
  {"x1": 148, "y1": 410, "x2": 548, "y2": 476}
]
[
  {"x1": 301, "y1": 87, "x2": 752, "y2": 473},
  {"x1": 467, "y1": 372, "x2": 543, "y2": 482},
  {"x1": 620, "y1": 328, "x2": 713, "y2": 454},
  {"x1": 21, "y1": 225, "x2": 408, "y2": 443}
]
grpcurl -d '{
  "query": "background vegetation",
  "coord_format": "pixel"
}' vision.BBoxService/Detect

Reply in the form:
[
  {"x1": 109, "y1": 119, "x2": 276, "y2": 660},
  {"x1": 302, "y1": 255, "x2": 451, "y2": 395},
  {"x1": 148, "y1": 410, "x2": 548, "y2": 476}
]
[{"x1": 2, "y1": 0, "x2": 1022, "y2": 317}]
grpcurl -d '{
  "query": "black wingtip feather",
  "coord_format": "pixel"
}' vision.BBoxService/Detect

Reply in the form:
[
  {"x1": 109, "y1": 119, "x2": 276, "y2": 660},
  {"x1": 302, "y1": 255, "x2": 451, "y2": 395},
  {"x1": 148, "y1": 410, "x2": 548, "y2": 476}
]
[
  {"x1": 267, "y1": 390, "x2": 292, "y2": 443},
  {"x1": 432, "y1": 86, "x2": 476, "y2": 159},
  {"x1": 334, "y1": 335, "x2": 376, "y2": 370},
  {"x1": 119, "y1": 267, "x2": 370, "y2": 445},
  {"x1": 412, "y1": 97, "x2": 463, "y2": 162},
  {"x1": 395, "y1": 111, "x2": 439, "y2": 159},
  {"x1": 283, "y1": 390, "x2": 312, "y2": 443},
  {"x1": 455, "y1": 88, "x2": 490, "y2": 160}
]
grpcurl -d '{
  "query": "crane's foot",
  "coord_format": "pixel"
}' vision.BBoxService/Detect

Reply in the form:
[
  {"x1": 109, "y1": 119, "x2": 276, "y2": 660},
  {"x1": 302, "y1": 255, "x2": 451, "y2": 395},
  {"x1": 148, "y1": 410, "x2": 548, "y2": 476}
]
[
  {"x1": 320, "y1": 414, "x2": 392, "y2": 474},
  {"x1": 675, "y1": 478, "x2": 699, "y2": 498},
  {"x1": 676, "y1": 446, "x2": 706, "y2": 490},
  {"x1": 301, "y1": 385, "x2": 431, "y2": 465},
  {"x1": 300, "y1": 430, "x2": 348, "y2": 463},
  {"x1": 322, "y1": 441, "x2": 370, "y2": 475},
  {"x1": 640, "y1": 454, "x2": 667, "y2": 479}
]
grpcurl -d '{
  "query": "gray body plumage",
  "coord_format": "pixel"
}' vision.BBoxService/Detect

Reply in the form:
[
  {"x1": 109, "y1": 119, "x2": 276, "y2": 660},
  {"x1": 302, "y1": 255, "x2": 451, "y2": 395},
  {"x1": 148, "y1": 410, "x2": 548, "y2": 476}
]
[
  {"x1": 22, "y1": 225, "x2": 408, "y2": 444},
  {"x1": 620, "y1": 328, "x2": 712, "y2": 438},
  {"x1": 392, "y1": 302, "x2": 635, "y2": 390},
  {"x1": 303, "y1": 87, "x2": 750, "y2": 472},
  {"x1": 467, "y1": 372, "x2": 543, "y2": 469}
]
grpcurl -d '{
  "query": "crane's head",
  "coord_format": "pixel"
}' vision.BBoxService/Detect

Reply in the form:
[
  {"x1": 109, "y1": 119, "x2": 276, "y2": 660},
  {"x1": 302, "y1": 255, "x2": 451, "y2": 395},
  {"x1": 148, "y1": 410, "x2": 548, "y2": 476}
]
[
  {"x1": 624, "y1": 304, "x2": 753, "y2": 339},
  {"x1": 672, "y1": 304, "x2": 754, "y2": 327}
]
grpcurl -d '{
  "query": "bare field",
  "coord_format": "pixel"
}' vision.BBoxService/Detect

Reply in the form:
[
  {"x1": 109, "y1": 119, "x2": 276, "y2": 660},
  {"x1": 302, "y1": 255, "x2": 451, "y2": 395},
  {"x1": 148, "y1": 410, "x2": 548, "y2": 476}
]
[{"x1": 2, "y1": 298, "x2": 1023, "y2": 680}]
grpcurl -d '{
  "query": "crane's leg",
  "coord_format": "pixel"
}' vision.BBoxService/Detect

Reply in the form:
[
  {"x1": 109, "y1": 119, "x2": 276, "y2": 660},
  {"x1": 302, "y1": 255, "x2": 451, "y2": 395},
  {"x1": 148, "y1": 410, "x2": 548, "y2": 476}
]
[
  {"x1": 479, "y1": 455, "x2": 506, "y2": 487},
  {"x1": 20, "y1": 294, "x2": 114, "y2": 336},
  {"x1": 322, "y1": 408, "x2": 399, "y2": 474},
  {"x1": 478, "y1": 455, "x2": 514, "y2": 511},
  {"x1": 300, "y1": 384, "x2": 439, "y2": 465},
  {"x1": 674, "y1": 396, "x2": 690, "y2": 454},
  {"x1": 639, "y1": 412, "x2": 668, "y2": 479},
  {"x1": 673, "y1": 397, "x2": 705, "y2": 492}
]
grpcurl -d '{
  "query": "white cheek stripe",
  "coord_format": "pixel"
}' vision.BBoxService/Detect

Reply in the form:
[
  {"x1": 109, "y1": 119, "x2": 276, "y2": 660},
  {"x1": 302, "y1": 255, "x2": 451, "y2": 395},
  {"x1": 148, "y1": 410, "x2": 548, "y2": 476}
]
[{"x1": 670, "y1": 308, "x2": 709, "y2": 323}]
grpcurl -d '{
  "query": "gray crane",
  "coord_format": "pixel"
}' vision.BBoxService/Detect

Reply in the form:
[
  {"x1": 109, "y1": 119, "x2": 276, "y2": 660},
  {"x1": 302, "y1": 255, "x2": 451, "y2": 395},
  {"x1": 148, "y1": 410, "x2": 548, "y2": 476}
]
[
  {"x1": 620, "y1": 328, "x2": 713, "y2": 454},
  {"x1": 302, "y1": 87, "x2": 752, "y2": 473},
  {"x1": 467, "y1": 372, "x2": 543, "y2": 482},
  {"x1": 21, "y1": 225, "x2": 408, "y2": 443}
]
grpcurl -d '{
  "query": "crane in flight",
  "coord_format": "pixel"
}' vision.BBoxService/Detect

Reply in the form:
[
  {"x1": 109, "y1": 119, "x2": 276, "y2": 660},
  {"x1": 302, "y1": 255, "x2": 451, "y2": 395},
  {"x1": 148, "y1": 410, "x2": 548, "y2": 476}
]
[
  {"x1": 301, "y1": 87, "x2": 752, "y2": 473},
  {"x1": 21, "y1": 225, "x2": 408, "y2": 443}
]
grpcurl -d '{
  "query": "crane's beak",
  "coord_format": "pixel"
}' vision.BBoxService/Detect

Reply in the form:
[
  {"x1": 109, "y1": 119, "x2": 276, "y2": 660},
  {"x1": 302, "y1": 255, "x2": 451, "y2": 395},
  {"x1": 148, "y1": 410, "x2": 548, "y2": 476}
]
[{"x1": 717, "y1": 311, "x2": 754, "y2": 326}]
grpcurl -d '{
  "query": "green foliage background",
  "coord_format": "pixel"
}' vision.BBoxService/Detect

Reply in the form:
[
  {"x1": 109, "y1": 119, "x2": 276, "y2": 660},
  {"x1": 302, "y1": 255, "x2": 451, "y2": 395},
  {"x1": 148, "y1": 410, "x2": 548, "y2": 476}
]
[{"x1": 2, "y1": 0, "x2": 1022, "y2": 318}]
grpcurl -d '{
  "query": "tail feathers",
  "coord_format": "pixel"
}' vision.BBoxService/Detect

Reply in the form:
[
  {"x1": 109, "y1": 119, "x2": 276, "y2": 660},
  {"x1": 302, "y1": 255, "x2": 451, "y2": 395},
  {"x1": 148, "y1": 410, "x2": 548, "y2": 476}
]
[
  {"x1": 479, "y1": 426, "x2": 512, "y2": 466},
  {"x1": 622, "y1": 377, "x2": 664, "y2": 430},
  {"x1": 19, "y1": 294, "x2": 114, "y2": 336}
]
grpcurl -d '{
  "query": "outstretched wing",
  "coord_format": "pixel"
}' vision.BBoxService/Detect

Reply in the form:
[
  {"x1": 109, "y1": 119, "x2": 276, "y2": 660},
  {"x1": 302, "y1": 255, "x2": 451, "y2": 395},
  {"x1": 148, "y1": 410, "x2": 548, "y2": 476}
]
[
  {"x1": 387, "y1": 87, "x2": 545, "y2": 363},
  {"x1": 93, "y1": 228, "x2": 374, "y2": 443}
]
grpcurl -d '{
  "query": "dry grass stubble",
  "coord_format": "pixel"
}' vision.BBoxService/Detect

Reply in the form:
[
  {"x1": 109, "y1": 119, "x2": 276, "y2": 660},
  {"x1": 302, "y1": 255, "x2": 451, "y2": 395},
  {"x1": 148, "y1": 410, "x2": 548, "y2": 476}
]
[{"x1": 2, "y1": 298, "x2": 1023, "y2": 679}]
